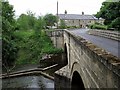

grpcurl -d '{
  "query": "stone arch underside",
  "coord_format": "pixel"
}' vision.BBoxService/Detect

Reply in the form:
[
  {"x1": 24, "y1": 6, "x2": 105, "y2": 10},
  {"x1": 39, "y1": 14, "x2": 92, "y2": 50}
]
[
  {"x1": 71, "y1": 62, "x2": 85, "y2": 90},
  {"x1": 71, "y1": 71, "x2": 85, "y2": 90}
]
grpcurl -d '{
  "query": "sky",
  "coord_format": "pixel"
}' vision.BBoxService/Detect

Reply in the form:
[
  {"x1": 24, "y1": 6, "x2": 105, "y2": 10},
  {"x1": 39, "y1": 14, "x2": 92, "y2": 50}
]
[{"x1": 8, "y1": 0, "x2": 106, "y2": 17}]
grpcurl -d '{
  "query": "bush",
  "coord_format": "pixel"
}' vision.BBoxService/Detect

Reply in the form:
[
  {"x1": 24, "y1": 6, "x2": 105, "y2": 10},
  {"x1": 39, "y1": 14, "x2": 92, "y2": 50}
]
[
  {"x1": 89, "y1": 24, "x2": 107, "y2": 30},
  {"x1": 14, "y1": 30, "x2": 63, "y2": 65},
  {"x1": 110, "y1": 17, "x2": 120, "y2": 31},
  {"x1": 66, "y1": 26, "x2": 79, "y2": 29}
]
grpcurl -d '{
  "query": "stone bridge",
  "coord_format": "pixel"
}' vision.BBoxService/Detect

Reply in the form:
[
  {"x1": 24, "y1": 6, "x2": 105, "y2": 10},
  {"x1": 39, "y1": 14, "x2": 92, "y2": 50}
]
[{"x1": 45, "y1": 29, "x2": 120, "y2": 89}]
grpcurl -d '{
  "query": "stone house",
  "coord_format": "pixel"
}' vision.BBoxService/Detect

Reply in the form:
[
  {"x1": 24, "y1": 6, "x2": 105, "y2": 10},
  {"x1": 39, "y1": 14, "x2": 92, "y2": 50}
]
[{"x1": 58, "y1": 12, "x2": 104, "y2": 28}]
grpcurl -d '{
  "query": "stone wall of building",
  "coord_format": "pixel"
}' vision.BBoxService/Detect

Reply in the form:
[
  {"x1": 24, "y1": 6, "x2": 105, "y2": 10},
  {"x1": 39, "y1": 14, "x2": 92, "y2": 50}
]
[{"x1": 63, "y1": 19, "x2": 96, "y2": 28}]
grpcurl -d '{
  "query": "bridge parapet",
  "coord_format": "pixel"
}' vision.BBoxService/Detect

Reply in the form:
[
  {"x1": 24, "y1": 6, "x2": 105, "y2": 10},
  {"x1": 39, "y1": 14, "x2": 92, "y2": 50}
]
[
  {"x1": 45, "y1": 29, "x2": 64, "y2": 37},
  {"x1": 65, "y1": 29, "x2": 120, "y2": 65},
  {"x1": 88, "y1": 29, "x2": 120, "y2": 41},
  {"x1": 45, "y1": 29, "x2": 64, "y2": 49}
]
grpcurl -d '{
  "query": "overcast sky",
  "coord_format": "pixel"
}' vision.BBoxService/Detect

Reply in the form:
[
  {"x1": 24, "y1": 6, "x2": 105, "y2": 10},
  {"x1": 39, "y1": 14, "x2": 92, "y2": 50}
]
[{"x1": 8, "y1": 0, "x2": 106, "y2": 16}]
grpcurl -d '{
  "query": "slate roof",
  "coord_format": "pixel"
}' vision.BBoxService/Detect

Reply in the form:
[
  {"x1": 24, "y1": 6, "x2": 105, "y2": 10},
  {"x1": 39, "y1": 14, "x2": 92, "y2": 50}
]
[{"x1": 58, "y1": 14, "x2": 98, "y2": 20}]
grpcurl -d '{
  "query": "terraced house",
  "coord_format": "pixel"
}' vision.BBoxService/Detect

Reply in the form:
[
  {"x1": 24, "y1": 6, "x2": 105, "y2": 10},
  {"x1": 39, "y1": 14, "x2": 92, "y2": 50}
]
[{"x1": 58, "y1": 11, "x2": 104, "y2": 28}]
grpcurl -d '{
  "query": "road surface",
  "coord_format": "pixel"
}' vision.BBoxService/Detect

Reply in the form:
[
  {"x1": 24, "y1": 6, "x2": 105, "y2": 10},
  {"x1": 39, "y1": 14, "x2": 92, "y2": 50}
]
[{"x1": 70, "y1": 29, "x2": 120, "y2": 58}]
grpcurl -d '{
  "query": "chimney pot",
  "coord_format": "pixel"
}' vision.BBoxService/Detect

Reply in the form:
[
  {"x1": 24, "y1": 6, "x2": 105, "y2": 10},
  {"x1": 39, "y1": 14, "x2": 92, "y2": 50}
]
[
  {"x1": 65, "y1": 10, "x2": 67, "y2": 14},
  {"x1": 82, "y1": 12, "x2": 84, "y2": 15}
]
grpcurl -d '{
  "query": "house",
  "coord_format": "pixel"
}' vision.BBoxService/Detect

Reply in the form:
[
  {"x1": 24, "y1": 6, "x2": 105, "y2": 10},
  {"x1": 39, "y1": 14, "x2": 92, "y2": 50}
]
[{"x1": 58, "y1": 11, "x2": 104, "y2": 28}]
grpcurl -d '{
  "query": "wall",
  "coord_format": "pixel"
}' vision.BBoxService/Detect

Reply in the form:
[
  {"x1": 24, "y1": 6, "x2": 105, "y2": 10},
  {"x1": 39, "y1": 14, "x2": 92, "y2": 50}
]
[
  {"x1": 88, "y1": 29, "x2": 120, "y2": 41},
  {"x1": 45, "y1": 29, "x2": 64, "y2": 49},
  {"x1": 63, "y1": 19, "x2": 96, "y2": 28}
]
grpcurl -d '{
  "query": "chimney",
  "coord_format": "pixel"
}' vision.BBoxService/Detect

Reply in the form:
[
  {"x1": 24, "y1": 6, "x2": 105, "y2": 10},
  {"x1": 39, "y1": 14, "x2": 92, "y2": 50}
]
[
  {"x1": 57, "y1": 1, "x2": 58, "y2": 16},
  {"x1": 65, "y1": 10, "x2": 67, "y2": 14},
  {"x1": 82, "y1": 12, "x2": 84, "y2": 15}
]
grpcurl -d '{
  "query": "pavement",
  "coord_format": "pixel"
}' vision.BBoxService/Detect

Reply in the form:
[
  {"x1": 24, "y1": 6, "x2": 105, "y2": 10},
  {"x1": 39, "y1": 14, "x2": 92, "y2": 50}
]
[{"x1": 70, "y1": 29, "x2": 120, "y2": 58}]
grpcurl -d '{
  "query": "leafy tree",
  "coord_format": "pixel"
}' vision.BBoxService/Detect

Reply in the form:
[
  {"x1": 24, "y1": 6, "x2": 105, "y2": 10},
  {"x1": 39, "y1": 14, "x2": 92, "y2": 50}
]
[
  {"x1": 44, "y1": 14, "x2": 58, "y2": 28},
  {"x1": 59, "y1": 20, "x2": 66, "y2": 29},
  {"x1": 2, "y1": 0, "x2": 18, "y2": 69},
  {"x1": 26, "y1": 11, "x2": 36, "y2": 30},
  {"x1": 35, "y1": 16, "x2": 46, "y2": 32},
  {"x1": 96, "y1": 1, "x2": 120, "y2": 27},
  {"x1": 17, "y1": 14, "x2": 29, "y2": 30},
  {"x1": 17, "y1": 11, "x2": 36, "y2": 30},
  {"x1": 110, "y1": 17, "x2": 120, "y2": 30}
]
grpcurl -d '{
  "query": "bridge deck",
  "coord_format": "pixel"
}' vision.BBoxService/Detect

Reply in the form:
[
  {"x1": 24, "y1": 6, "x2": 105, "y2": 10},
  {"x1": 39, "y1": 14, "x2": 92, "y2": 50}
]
[{"x1": 70, "y1": 29, "x2": 120, "y2": 58}]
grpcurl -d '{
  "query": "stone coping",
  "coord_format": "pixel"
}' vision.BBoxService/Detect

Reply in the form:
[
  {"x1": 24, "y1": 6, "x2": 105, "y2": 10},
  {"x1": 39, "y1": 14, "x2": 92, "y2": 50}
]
[{"x1": 88, "y1": 29, "x2": 120, "y2": 41}]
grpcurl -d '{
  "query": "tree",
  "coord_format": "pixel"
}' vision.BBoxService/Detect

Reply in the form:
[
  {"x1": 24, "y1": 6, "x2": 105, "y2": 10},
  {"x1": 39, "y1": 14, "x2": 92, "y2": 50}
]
[
  {"x1": 110, "y1": 17, "x2": 120, "y2": 30},
  {"x1": 96, "y1": 2, "x2": 120, "y2": 26},
  {"x1": 17, "y1": 11, "x2": 36, "y2": 30},
  {"x1": 34, "y1": 16, "x2": 46, "y2": 33},
  {"x1": 59, "y1": 20, "x2": 66, "y2": 29},
  {"x1": 44, "y1": 14, "x2": 58, "y2": 28},
  {"x1": 26, "y1": 11, "x2": 36, "y2": 30},
  {"x1": 2, "y1": 0, "x2": 18, "y2": 70},
  {"x1": 17, "y1": 14, "x2": 29, "y2": 30}
]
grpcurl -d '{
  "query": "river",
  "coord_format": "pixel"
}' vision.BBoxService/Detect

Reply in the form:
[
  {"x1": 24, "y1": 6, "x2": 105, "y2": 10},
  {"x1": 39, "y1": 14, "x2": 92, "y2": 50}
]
[
  {"x1": 2, "y1": 75, "x2": 54, "y2": 89},
  {"x1": 2, "y1": 53, "x2": 64, "y2": 89}
]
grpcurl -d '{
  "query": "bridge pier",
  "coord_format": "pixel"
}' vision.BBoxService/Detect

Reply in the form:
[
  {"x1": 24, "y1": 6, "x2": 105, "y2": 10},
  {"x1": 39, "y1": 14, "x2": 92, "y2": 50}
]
[{"x1": 54, "y1": 66, "x2": 71, "y2": 89}]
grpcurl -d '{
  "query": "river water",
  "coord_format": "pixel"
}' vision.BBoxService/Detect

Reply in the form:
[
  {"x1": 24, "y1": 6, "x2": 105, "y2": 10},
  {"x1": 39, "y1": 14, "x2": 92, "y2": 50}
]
[
  {"x1": 2, "y1": 75, "x2": 54, "y2": 89},
  {"x1": 2, "y1": 53, "x2": 64, "y2": 89}
]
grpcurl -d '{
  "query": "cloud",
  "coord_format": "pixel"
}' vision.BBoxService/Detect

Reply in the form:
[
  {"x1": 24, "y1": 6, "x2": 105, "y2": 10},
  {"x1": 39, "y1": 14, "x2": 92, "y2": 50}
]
[{"x1": 8, "y1": 0, "x2": 105, "y2": 16}]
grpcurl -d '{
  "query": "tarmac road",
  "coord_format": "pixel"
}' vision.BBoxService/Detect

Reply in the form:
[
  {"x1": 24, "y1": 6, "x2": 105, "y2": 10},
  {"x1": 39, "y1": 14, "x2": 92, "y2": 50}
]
[{"x1": 70, "y1": 29, "x2": 120, "y2": 58}]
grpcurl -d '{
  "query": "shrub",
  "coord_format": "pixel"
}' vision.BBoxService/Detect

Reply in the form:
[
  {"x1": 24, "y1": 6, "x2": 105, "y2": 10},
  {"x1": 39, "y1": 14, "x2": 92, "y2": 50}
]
[{"x1": 89, "y1": 24, "x2": 107, "y2": 30}]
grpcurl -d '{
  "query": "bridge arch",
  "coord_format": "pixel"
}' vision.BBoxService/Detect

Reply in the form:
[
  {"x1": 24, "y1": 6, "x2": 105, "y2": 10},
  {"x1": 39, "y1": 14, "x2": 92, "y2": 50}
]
[
  {"x1": 71, "y1": 71, "x2": 85, "y2": 90},
  {"x1": 63, "y1": 43, "x2": 68, "y2": 65}
]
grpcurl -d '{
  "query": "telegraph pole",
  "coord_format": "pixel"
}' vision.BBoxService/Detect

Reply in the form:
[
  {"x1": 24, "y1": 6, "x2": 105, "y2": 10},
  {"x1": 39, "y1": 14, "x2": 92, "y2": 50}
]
[{"x1": 57, "y1": 1, "x2": 58, "y2": 29}]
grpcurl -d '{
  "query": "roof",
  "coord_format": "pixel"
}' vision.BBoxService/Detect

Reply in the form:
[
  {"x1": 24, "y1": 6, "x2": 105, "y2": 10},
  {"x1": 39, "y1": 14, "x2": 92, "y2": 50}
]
[{"x1": 58, "y1": 14, "x2": 98, "y2": 20}]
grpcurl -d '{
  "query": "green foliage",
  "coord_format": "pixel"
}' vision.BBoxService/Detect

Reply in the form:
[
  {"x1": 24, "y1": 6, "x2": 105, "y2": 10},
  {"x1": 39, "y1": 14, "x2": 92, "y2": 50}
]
[
  {"x1": 66, "y1": 26, "x2": 79, "y2": 29},
  {"x1": 17, "y1": 12, "x2": 46, "y2": 32},
  {"x1": 14, "y1": 30, "x2": 63, "y2": 65},
  {"x1": 17, "y1": 12, "x2": 37, "y2": 30},
  {"x1": 2, "y1": 1, "x2": 63, "y2": 66},
  {"x1": 110, "y1": 17, "x2": 120, "y2": 30},
  {"x1": 59, "y1": 20, "x2": 66, "y2": 29},
  {"x1": 17, "y1": 14, "x2": 29, "y2": 30},
  {"x1": 96, "y1": 2, "x2": 120, "y2": 24},
  {"x1": 44, "y1": 14, "x2": 58, "y2": 28},
  {"x1": 2, "y1": 0, "x2": 15, "y2": 24},
  {"x1": 96, "y1": 1, "x2": 120, "y2": 30},
  {"x1": 34, "y1": 16, "x2": 46, "y2": 34},
  {"x1": 2, "y1": 0, "x2": 18, "y2": 67},
  {"x1": 89, "y1": 24, "x2": 108, "y2": 30}
]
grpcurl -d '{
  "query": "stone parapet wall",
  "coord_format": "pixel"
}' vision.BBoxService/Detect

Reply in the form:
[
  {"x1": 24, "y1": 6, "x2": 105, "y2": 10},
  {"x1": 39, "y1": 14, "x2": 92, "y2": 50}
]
[
  {"x1": 45, "y1": 29, "x2": 64, "y2": 37},
  {"x1": 88, "y1": 29, "x2": 120, "y2": 41},
  {"x1": 45, "y1": 29, "x2": 64, "y2": 49}
]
